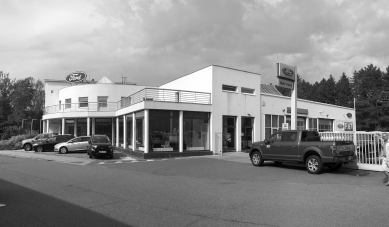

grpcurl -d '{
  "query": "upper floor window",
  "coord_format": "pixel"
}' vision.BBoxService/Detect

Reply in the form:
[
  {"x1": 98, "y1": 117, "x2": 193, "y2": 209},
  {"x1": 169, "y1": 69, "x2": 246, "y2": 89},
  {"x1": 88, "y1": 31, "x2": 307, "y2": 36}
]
[
  {"x1": 65, "y1": 98, "x2": 71, "y2": 109},
  {"x1": 222, "y1": 85, "x2": 237, "y2": 93},
  {"x1": 79, "y1": 97, "x2": 88, "y2": 108},
  {"x1": 98, "y1": 96, "x2": 108, "y2": 108},
  {"x1": 241, "y1": 87, "x2": 255, "y2": 95}
]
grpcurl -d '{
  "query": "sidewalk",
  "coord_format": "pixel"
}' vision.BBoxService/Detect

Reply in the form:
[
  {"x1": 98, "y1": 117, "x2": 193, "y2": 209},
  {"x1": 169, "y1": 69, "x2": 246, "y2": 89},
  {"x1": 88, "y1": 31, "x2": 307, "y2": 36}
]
[
  {"x1": 206, "y1": 151, "x2": 251, "y2": 164},
  {"x1": 0, "y1": 150, "x2": 93, "y2": 165}
]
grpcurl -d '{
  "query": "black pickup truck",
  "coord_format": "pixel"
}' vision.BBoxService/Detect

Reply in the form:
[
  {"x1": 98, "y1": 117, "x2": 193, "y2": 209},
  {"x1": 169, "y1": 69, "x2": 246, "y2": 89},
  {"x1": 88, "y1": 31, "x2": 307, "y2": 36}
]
[{"x1": 249, "y1": 130, "x2": 355, "y2": 174}]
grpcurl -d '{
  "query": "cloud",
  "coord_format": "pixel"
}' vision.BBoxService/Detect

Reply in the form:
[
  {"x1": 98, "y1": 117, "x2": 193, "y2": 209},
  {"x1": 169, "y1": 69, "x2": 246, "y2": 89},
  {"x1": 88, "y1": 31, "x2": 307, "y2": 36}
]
[{"x1": 1, "y1": 0, "x2": 389, "y2": 86}]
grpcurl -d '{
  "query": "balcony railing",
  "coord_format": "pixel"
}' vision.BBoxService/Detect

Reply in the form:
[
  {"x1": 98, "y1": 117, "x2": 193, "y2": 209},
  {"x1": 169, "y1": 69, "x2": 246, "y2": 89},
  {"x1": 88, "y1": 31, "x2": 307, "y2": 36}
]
[
  {"x1": 44, "y1": 88, "x2": 211, "y2": 114},
  {"x1": 117, "y1": 88, "x2": 211, "y2": 109},
  {"x1": 45, "y1": 102, "x2": 118, "y2": 114}
]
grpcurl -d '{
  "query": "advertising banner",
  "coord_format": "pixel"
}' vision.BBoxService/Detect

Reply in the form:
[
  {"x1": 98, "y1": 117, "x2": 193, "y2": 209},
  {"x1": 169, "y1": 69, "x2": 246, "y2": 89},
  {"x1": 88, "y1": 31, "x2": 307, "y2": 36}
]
[{"x1": 277, "y1": 63, "x2": 296, "y2": 82}]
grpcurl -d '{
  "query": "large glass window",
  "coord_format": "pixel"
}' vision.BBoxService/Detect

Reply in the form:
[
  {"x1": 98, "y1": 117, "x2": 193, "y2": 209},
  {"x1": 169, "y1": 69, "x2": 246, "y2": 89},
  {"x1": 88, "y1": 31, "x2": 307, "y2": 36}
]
[
  {"x1": 286, "y1": 116, "x2": 306, "y2": 130},
  {"x1": 65, "y1": 119, "x2": 74, "y2": 135},
  {"x1": 265, "y1": 115, "x2": 284, "y2": 139},
  {"x1": 95, "y1": 118, "x2": 112, "y2": 140},
  {"x1": 136, "y1": 111, "x2": 144, "y2": 150},
  {"x1": 79, "y1": 97, "x2": 88, "y2": 108},
  {"x1": 308, "y1": 118, "x2": 318, "y2": 131},
  {"x1": 319, "y1": 119, "x2": 333, "y2": 132},
  {"x1": 184, "y1": 112, "x2": 210, "y2": 151},
  {"x1": 126, "y1": 115, "x2": 133, "y2": 148},
  {"x1": 77, "y1": 118, "x2": 91, "y2": 136},
  {"x1": 241, "y1": 117, "x2": 254, "y2": 150},
  {"x1": 223, "y1": 116, "x2": 236, "y2": 151},
  {"x1": 149, "y1": 110, "x2": 179, "y2": 151}
]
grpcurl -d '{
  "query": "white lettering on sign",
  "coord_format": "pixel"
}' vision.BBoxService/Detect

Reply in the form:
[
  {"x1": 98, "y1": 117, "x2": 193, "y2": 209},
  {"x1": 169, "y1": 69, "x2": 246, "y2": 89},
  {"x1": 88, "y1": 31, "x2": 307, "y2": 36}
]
[{"x1": 277, "y1": 78, "x2": 294, "y2": 90}]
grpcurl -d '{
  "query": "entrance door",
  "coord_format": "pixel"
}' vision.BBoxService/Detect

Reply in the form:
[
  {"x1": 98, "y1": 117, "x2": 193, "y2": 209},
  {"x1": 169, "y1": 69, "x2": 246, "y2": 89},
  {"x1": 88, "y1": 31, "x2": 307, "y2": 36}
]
[
  {"x1": 241, "y1": 117, "x2": 254, "y2": 151},
  {"x1": 223, "y1": 116, "x2": 236, "y2": 152}
]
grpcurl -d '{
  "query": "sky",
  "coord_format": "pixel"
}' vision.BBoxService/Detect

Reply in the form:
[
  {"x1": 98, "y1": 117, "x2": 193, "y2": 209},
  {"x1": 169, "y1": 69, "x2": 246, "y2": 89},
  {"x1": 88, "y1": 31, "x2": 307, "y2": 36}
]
[{"x1": 1, "y1": 0, "x2": 389, "y2": 86}]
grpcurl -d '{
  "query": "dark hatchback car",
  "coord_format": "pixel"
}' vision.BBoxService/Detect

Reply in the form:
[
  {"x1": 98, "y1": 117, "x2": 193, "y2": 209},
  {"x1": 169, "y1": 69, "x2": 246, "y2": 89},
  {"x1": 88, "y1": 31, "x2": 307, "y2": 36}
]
[
  {"x1": 33, "y1": 134, "x2": 75, "y2": 152},
  {"x1": 87, "y1": 135, "x2": 114, "y2": 159}
]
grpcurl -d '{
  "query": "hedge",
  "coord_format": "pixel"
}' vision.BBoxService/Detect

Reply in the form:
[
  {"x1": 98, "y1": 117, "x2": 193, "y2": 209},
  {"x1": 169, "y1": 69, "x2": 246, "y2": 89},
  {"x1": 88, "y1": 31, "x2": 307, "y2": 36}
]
[{"x1": 0, "y1": 131, "x2": 38, "y2": 150}]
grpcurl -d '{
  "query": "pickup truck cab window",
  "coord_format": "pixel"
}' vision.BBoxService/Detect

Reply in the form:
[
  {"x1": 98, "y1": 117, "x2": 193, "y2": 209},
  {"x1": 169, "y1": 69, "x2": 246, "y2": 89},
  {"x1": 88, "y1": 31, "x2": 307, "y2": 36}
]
[
  {"x1": 268, "y1": 132, "x2": 282, "y2": 143},
  {"x1": 283, "y1": 132, "x2": 297, "y2": 142}
]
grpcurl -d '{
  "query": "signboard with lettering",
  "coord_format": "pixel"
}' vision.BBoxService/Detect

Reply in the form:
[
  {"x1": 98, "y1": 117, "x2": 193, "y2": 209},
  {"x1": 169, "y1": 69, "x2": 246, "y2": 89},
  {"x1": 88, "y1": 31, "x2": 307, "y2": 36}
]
[
  {"x1": 277, "y1": 78, "x2": 294, "y2": 90},
  {"x1": 344, "y1": 122, "x2": 353, "y2": 131},
  {"x1": 66, "y1": 72, "x2": 87, "y2": 83},
  {"x1": 282, "y1": 123, "x2": 289, "y2": 131},
  {"x1": 277, "y1": 63, "x2": 296, "y2": 82}
]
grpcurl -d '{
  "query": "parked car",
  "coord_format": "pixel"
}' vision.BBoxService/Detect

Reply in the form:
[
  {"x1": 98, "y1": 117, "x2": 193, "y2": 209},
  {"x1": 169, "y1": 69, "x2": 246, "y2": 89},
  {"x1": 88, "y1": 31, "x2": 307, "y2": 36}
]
[
  {"x1": 21, "y1": 132, "x2": 58, "y2": 151},
  {"x1": 87, "y1": 135, "x2": 113, "y2": 159},
  {"x1": 54, "y1": 136, "x2": 91, "y2": 154},
  {"x1": 32, "y1": 134, "x2": 75, "y2": 152},
  {"x1": 249, "y1": 130, "x2": 355, "y2": 174}
]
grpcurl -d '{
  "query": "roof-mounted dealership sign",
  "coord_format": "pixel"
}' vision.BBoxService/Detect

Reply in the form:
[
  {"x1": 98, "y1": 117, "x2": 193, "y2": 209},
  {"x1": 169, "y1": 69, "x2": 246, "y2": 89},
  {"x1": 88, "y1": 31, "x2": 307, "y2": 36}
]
[
  {"x1": 66, "y1": 72, "x2": 87, "y2": 83},
  {"x1": 277, "y1": 63, "x2": 296, "y2": 82}
]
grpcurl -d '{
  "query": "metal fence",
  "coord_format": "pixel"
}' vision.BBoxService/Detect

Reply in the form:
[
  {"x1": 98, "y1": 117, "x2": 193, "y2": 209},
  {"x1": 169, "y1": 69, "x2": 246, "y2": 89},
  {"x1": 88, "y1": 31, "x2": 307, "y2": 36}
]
[
  {"x1": 319, "y1": 131, "x2": 384, "y2": 171},
  {"x1": 45, "y1": 102, "x2": 118, "y2": 114},
  {"x1": 117, "y1": 88, "x2": 211, "y2": 109}
]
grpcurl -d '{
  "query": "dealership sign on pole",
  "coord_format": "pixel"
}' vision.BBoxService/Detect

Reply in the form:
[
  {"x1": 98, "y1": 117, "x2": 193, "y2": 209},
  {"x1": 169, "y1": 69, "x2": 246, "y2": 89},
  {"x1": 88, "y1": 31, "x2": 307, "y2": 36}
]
[{"x1": 276, "y1": 63, "x2": 297, "y2": 130}]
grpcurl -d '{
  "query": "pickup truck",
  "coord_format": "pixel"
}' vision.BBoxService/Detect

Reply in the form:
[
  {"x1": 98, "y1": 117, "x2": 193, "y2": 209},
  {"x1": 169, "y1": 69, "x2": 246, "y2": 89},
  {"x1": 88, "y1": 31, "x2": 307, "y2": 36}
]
[{"x1": 249, "y1": 130, "x2": 355, "y2": 174}]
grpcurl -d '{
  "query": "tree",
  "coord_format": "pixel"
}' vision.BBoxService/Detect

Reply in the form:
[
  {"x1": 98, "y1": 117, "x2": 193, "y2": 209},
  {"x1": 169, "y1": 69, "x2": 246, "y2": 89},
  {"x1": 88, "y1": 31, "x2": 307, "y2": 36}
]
[
  {"x1": 335, "y1": 73, "x2": 353, "y2": 108},
  {"x1": 0, "y1": 75, "x2": 13, "y2": 123},
  {"x1": 353, "y1": 64, "x2": 385, "y2": 131},
  {"x1": 9, "y1": 78, "x2": 35, "y2": 124},
  {"x1": 323, "y1": 75, "x2": 336, "y2": 105}
]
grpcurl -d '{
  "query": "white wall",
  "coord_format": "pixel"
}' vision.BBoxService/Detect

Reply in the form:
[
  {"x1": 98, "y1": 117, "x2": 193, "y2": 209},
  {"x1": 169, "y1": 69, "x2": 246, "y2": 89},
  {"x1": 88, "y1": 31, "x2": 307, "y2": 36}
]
[
  {"x1": 159, "y1": 66, "x2": 213, "y2": 93},
  {"x1": 211, "y1": 66, "x2": 262, "y2": 152},
  {"x1": 45, "y1": 81, "x2": 69, "y2": 107},
  {"x1": 58, "y1": 84, "x2": 146, "y2": 104}
]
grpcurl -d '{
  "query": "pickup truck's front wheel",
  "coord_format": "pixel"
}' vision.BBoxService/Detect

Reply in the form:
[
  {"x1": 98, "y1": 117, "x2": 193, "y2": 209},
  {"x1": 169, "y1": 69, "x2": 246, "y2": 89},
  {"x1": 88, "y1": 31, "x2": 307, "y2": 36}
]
[
  {"x1": 251, "y1": 151, "x2": 264, "y2": 167},
  {"x1": 306, "y1": 155, "x2": 323, "y2": 174}
]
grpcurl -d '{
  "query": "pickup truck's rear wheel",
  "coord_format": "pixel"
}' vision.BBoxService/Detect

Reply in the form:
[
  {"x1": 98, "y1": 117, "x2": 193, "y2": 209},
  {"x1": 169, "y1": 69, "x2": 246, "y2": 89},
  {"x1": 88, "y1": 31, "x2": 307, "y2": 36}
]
[
  {"x1": 251, "y1": 151, "x2": 264, "y2": 167},
  {"x1": 327, "y1": 163, "x2": 342, "y2": 170},
  {"x1": 306, "y1": 155, "x2": 323, "y2": 174}
]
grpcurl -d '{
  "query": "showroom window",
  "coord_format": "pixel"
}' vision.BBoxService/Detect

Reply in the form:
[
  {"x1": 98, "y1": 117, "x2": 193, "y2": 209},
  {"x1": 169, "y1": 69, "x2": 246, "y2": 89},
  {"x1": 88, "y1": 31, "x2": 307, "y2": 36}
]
[
  {"x1": 183, "y1": 111, "x2": 210, "y2": 151},
  {"x1": 308, "y1": 118, "x2": 318, "y2": 131},
  {"x1": 65, "y1": 98, "x2": 71, "y2": 109},
  {"x1": 265, "y1": 115, "x2": 284, "y2": 139},
  {"x1": 286, "y1": 116, "x2": 306, "y2": 130},
  {"x1": 149, "y1": 110, "x2": 179, "y2": 151},
  {"x1": 222, "y1": 84, "x2": 237, "y2": 92},
  {"x1": 79, "y1": 97, "x2": 88, "y2": 108},
  {"x1": 319, "y1": 119, "x2": 333, "y2": 132}
]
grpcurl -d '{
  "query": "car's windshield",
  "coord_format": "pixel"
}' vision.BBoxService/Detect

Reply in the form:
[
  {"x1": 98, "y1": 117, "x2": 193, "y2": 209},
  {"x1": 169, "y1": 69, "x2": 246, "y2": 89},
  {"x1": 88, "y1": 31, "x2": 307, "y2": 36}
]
[{"x1": 92, "y1": 136, "x2": 110, "y2": 143}]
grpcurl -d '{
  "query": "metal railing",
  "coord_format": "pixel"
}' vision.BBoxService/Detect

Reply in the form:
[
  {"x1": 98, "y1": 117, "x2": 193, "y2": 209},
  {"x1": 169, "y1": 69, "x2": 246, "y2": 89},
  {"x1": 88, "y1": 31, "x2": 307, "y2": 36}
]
[
  {"x1": 318, "y1": 132, "x2": 354, "y2": 141},
  {"x1": 45, "y1": 102, "x2": 118, "y2": 114},
  {"x1": 117, "y1": 88, "x2": 211, "y2": 109}
]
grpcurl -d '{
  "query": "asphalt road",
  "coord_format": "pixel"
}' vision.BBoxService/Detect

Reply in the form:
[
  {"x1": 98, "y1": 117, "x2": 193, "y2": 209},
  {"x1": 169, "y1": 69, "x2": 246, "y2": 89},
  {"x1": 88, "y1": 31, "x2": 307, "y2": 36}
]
[{"x1": 1, "y1": 151, "x2": 389, "y2": 227}]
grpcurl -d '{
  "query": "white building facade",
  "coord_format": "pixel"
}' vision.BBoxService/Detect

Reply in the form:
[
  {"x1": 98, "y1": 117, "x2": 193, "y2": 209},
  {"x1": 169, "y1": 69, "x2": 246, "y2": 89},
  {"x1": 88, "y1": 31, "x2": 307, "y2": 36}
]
[{"x1": 42, "y1": 65, "x2": 356, "y2": 158}]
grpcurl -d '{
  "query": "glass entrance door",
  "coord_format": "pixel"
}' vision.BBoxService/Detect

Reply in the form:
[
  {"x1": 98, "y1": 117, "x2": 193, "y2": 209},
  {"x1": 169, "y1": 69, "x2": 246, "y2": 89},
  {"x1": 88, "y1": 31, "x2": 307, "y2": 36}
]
[
  {"x1": 241, "y1": 117, "x2": 254, "y2": 151},
  {"x1": 223, "y1": 116, "x2": 236, "y2": 152}
]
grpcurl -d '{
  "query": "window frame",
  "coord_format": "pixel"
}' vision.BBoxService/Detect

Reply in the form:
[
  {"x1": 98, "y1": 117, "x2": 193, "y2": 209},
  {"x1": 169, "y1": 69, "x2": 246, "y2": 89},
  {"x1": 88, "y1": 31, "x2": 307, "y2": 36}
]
[
  {"x1": 79, "y1": 97, "x2": 88, "y2": 108},
  {"x1": 97, "y1": 96, "x2": 108, "y2": 108},
  {"x1": 241, "y1": 87, "x2": 256, "y2": 95},
  {"x1": 222, "y1": 84, "x2": 238, "y2": 93},
  {"x1": 65, "y1": 98, "x2": 71, "y2": 109}
]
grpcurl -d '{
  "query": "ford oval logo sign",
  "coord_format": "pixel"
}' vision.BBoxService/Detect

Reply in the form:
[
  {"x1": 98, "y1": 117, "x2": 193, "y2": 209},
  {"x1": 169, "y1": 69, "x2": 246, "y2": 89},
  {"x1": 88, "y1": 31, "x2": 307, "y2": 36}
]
[
  {"x1": 282, "y1": 67, "x2": 294, "y2": 77},
  {"x1": 66, "y1": 72, "x2": 87, "y2": 83},
  {"x1": 347, "y1": 113, "x2": 352, "y2": 118},
  {"x1": 337, "y1": 124, "x2": 344, "y2": 129}
]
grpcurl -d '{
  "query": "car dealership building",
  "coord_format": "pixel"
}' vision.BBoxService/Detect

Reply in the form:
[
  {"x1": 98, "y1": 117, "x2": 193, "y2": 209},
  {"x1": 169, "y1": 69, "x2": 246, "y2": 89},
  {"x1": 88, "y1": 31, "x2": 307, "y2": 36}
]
[{"x1": 42, "y1": 65, "x2": 356, "y2": 158}]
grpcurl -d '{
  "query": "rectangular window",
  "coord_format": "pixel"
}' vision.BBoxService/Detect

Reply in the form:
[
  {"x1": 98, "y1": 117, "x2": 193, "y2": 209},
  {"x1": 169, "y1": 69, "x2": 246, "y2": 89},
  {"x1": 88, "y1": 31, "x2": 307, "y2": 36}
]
[
  {"x1": 98, "y1": 96, "x2": 108, "y2": 108},
  {"x1": 265, "y1": 114, "x2": 284, "y2": 139},
  {"x1": 120, "y1": 96, "x2": 126, "y2": 108},
  {"x1": 308, "y1": 118, "x2": 317, "y2": 131},
  {"x1": 286, "y1": 116, "x2": 306, "y2": 130},
  {"x1": 222, "y1": 84, "x2": 237, "y2": 92},
  {"x1": 65, "y1": 98, "x2": 71, "y2": 109},
  {"x1": 79, "y1": 97, "x2": 88, "y2": 108},
  {"x1": 319, "y1": 119, "x2": 333, "y2": 132},
  {"x1": 241, "y1": 87, "x2": 255, "y2": 95}
]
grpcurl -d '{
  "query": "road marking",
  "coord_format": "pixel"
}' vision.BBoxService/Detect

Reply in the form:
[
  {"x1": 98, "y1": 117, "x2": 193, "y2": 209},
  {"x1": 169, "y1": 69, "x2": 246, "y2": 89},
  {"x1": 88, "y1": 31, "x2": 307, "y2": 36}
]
[
  {"x1": 0, "y1": 204, "x2": 5, "y2": 207},
  {"x1": 115, "y1": 161, "x2": 122, "y2": 163},
  {"x1": 146, "y1": 160, "x2": 153, "y2": 162}
]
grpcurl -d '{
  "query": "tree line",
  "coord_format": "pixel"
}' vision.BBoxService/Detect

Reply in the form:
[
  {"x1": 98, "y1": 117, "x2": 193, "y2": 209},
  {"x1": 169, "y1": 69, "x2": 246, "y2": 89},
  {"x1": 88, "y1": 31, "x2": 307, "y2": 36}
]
[
  {"x1": 275, "y1": 64, "x2": 389, "y2": 132},
  {"x1": 0, "y1": 73, "x2": 45, "y2": 132}
]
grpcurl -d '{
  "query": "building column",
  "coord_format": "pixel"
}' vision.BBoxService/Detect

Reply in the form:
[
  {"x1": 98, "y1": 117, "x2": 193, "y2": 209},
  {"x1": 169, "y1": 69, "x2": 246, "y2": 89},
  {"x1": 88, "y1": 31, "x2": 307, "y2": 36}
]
[
  {"x1": 144, "y1": 110, "x2": 149, "y2": 153},
  {"x1": 123, "y1": 115, "x2": 127, "y2": 149},
  {"x1": 236, "y1": 116, "x2": 241, "y2": 152},
  {"x1": 87, "y1": 117, "x2": 90, "y2": 136},
  {"x1": 47, "y1": 120, "x2": 50, "y2": 133},
  {"x1": 111, "y1": 118, "x2": 115, "y2": 145},
  {"x1": 92, "y1": 118, "x2": 96, "y2": 135},
  {"x1": 74, "y1": 118, "x2": 77, "y2": 137},
  {"x1": 116, "y1": 117, "x2": 119, "y2": 147},
  {"x1": 132, "y1": 113, "x2": 136, "y2": 150},
  {"x1": 62, "y1": 118, "x2": 65, "y2": 135},
  {"x1": 179, "y1": 111, "x2": 183, "y2": 152},
  {"x1": 43, "y1": 120, "x2": 46, "y2": 133}
]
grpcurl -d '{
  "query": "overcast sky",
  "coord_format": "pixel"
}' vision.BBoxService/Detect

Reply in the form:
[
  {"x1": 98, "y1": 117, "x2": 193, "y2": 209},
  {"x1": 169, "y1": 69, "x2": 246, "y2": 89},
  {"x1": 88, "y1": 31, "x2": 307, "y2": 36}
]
[{"x1": 1, "y1": 0, "x2": 388, "y2": 86}]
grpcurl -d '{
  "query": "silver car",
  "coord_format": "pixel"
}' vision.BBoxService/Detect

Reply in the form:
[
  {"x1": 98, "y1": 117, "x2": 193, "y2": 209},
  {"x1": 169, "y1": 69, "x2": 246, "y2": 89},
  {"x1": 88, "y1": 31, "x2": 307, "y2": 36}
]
[{"x1": 54, "y1": 136, "x2": 90, "y2": 154}]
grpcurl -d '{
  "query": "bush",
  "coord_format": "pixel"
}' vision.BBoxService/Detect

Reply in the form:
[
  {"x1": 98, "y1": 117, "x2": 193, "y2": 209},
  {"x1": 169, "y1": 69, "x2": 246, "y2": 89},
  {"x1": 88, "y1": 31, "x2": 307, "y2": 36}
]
[
  {"x1": 0, "y1": 131, "x2": 39, "y2": 150},
  {"x1": 0, "y1": 126, "x2": 35, "y2": 140}
]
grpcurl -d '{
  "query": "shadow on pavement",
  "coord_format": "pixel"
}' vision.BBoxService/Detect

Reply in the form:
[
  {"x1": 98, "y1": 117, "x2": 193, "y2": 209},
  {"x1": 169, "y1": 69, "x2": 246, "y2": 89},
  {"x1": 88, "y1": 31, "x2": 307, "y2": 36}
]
[{"x1": 0, "y1": 178, "x2": 132, "y2": 227}]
